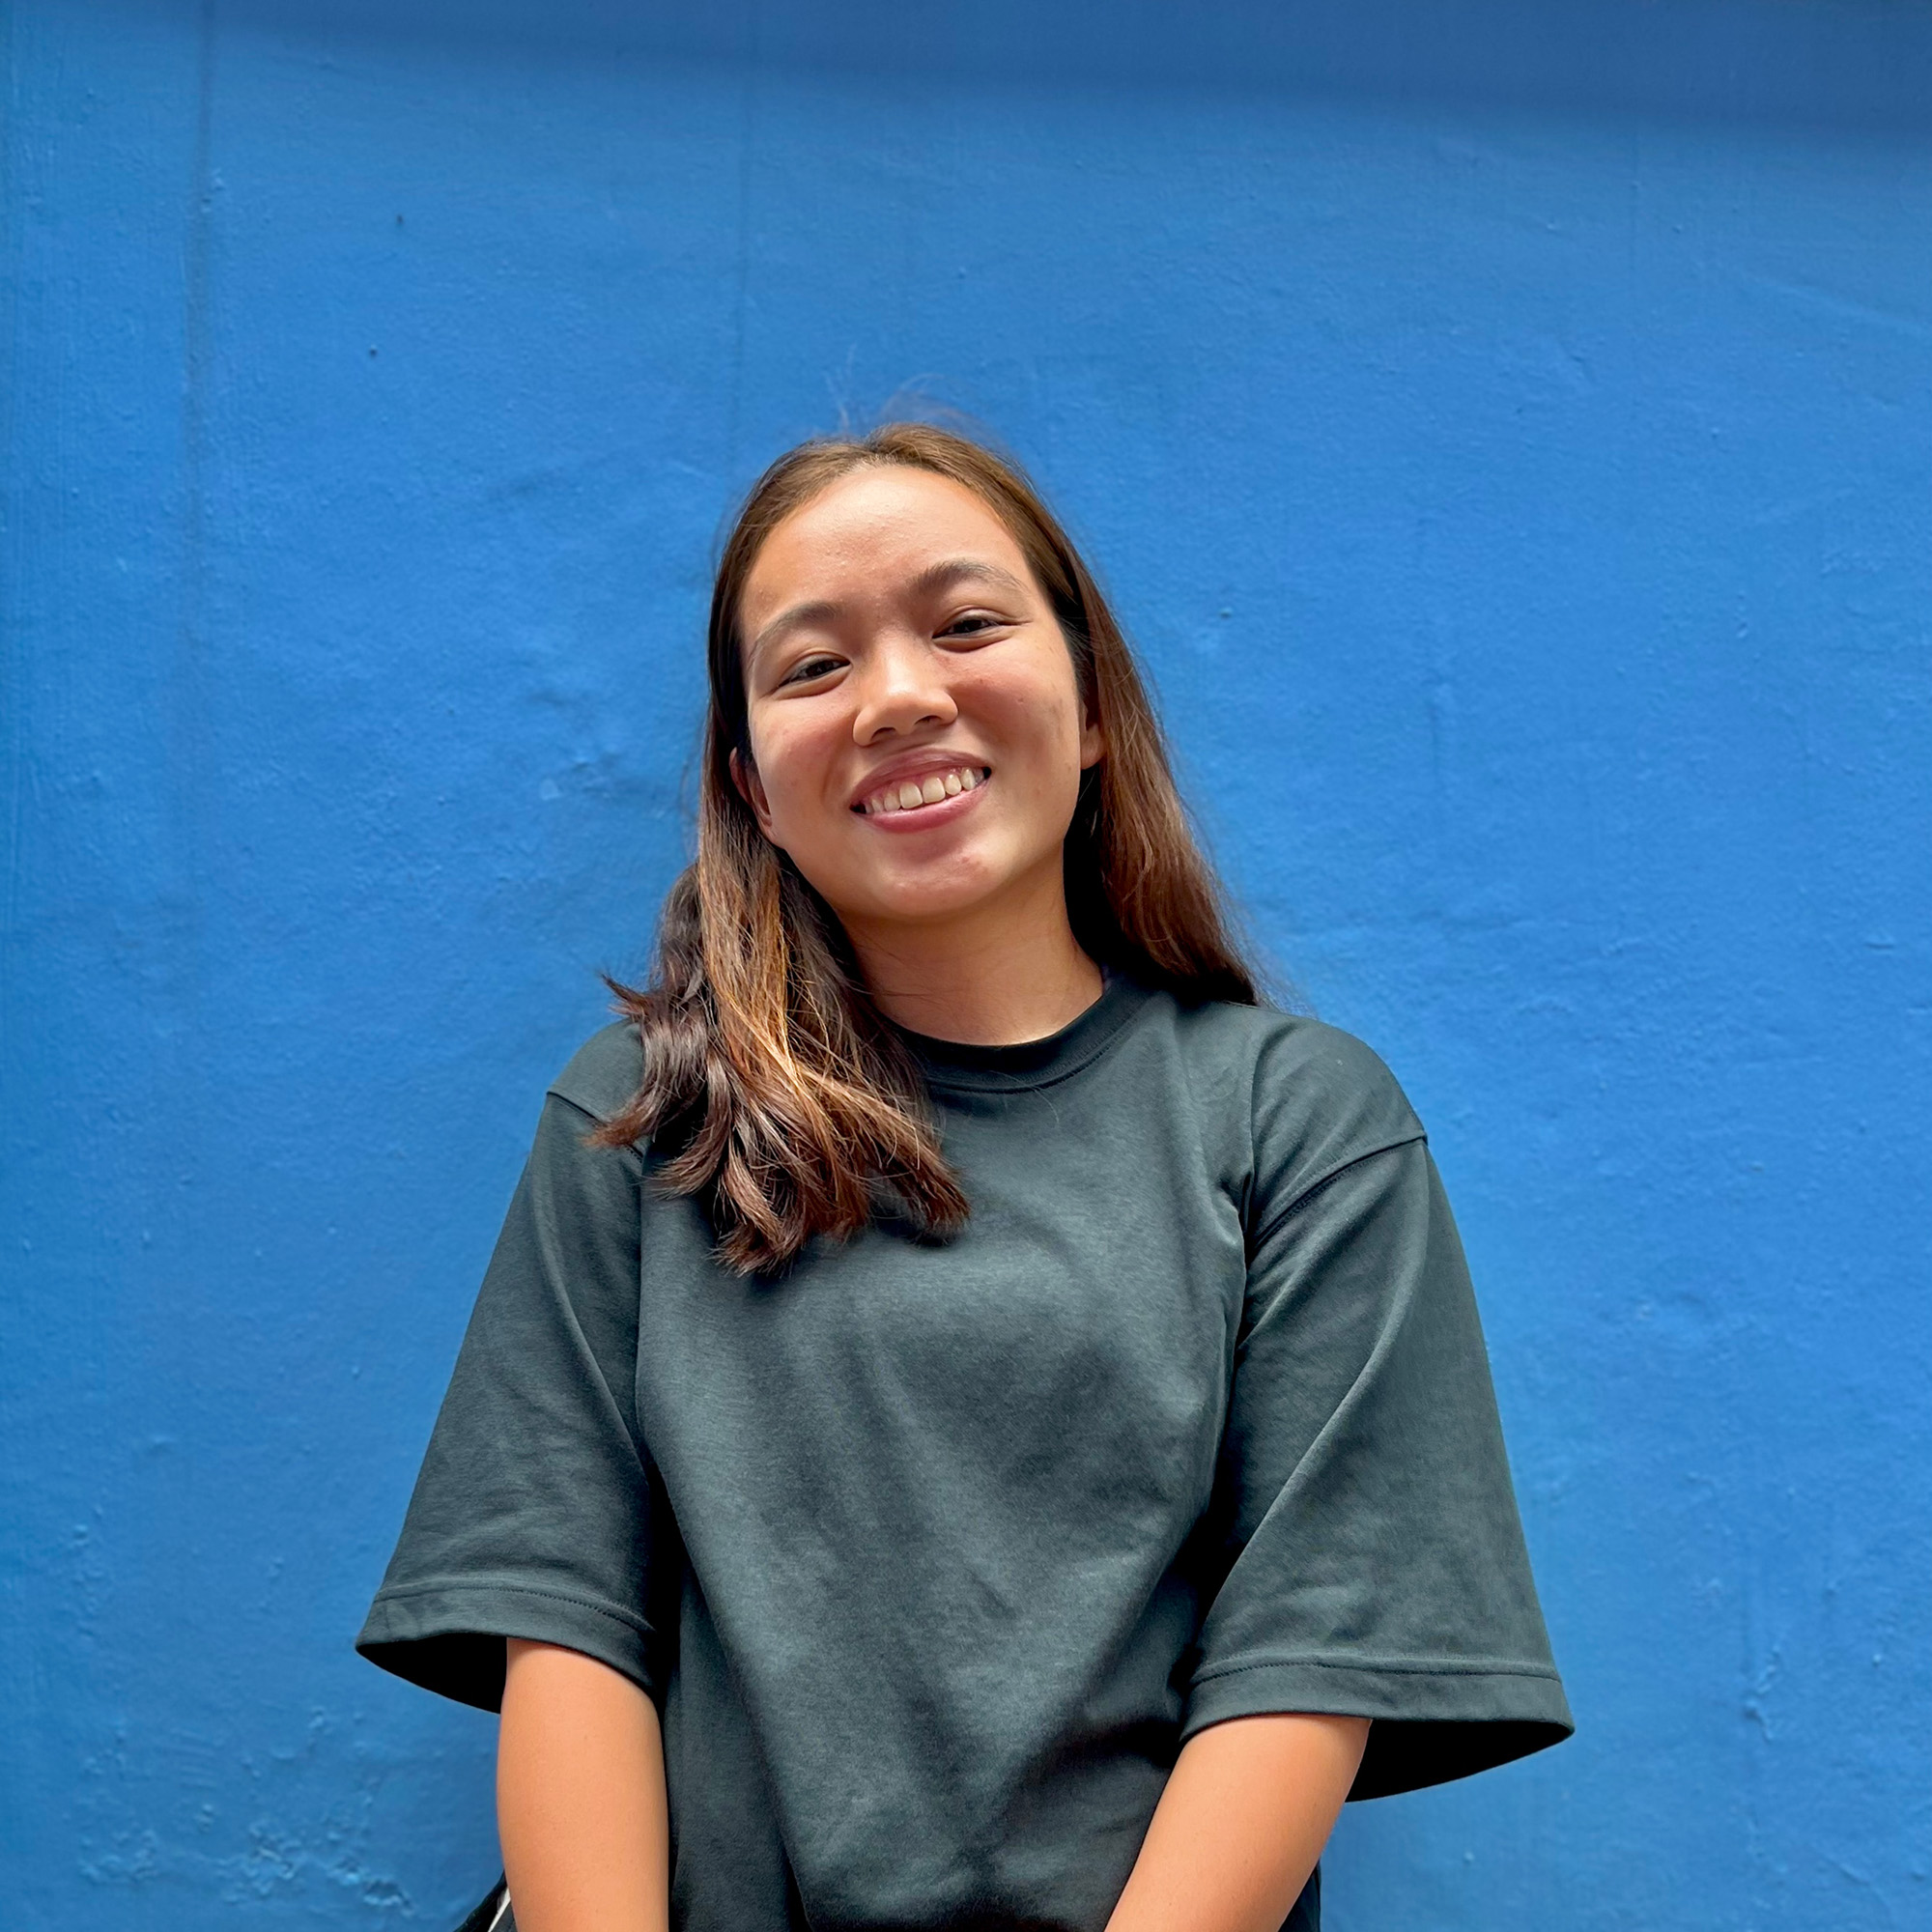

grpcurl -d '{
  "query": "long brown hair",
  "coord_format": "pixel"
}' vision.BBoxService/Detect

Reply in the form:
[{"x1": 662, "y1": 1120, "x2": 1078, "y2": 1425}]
[{"x1": 593, "y1": 422, "x2": 1258, "y2": 1273}]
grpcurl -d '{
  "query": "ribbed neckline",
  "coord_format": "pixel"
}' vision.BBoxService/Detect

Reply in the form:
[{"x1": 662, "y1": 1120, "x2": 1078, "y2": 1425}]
[{"x1": 894, "y1": 973, "x2": 1154, "y2": 1093}]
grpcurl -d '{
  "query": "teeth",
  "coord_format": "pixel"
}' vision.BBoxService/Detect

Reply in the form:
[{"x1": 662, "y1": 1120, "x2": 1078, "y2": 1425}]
[{"x1": 861, "y1": 767, "x2": 987, "y2": 814}]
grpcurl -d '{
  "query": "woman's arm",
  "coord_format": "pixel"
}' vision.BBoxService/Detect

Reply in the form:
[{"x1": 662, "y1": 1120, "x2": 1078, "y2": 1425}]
[
  {"x1": 497, "y1": 1637, "x2": 671, "y2": 1932},
  {"x1": 1104, "y1": 1714, "x2": 1370, "y2": 1932}
]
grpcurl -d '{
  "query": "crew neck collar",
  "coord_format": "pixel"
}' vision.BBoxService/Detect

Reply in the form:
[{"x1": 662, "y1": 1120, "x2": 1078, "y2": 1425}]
[{"x1": 894, "y1": 973, "x2": 1153, "y2": 1093}]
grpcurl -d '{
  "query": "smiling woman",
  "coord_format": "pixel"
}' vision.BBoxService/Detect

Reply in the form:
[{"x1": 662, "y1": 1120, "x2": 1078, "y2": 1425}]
[
  {"x1": 356, "y1": 423, "x2": 1573, "y2": 1932},
  {"x1": 593, "y1": 425, "x2": 1257, "y2": 1273},
  {"x1": 733, "y1": 469, "x2": 1106, "y2": 1023}
]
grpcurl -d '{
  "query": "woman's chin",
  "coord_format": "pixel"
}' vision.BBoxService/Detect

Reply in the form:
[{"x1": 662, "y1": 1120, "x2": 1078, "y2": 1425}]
[
  {"x1": 825, "y1": 870, "x2": 1017, "y2": 938},
  {"x1": 812, "y1": 835, "x2": 1070, "y2": 941}
]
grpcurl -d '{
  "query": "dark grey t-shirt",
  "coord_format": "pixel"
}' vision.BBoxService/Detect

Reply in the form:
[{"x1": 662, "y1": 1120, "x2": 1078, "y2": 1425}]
[{"x1": 358, "y1": 980, "x2": 1571, "y2": 1930}]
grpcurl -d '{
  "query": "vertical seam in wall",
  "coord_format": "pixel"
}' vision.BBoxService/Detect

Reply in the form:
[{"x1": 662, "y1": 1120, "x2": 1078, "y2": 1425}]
[
  {"x1": 0, "y1": 0, "x2": 24, "y2": 1070},
  {"x1": 724, "y1": 0, "x2": 764, "y2": 473},
  {"x1": 171, "y1": 0, "x2": 217, "y2": 1138}
]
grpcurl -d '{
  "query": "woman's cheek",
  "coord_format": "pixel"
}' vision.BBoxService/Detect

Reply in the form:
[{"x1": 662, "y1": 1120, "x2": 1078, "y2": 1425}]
[{"x1": 753, "y1": 722, "x2": 834, "y2": 840}]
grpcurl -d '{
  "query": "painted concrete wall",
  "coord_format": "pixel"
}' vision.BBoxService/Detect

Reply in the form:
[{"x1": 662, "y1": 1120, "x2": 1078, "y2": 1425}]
[{"x1": 4, "y1": 2, "x2": 1927, "y2": 1925}]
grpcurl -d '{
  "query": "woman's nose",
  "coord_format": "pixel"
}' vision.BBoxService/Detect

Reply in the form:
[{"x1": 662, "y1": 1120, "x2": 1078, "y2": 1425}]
[{"x1": 850, "y1": 635, "x2": 958, "y2": 744}]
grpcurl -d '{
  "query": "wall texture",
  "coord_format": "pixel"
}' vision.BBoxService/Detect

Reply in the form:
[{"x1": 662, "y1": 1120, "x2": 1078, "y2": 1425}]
[{"x1": 4, "y1": 2, "x2": 1928, "y2": 1925}]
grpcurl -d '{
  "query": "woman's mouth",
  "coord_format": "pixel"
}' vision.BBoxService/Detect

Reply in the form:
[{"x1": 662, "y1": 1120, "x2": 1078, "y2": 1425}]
[{"x1": 855, "y1": 765, "x2": 990, "y2": 817}]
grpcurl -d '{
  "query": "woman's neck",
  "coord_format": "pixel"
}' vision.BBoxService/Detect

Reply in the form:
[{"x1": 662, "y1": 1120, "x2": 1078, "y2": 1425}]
[{"x1": 841, "y1": 874, "x2": 1103, "y2": 1047}]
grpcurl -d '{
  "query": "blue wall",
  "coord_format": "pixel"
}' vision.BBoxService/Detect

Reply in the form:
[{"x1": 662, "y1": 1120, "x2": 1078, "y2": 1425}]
[{"x1": 4, "y1": 2, "x2": 1928, "y2": 1925}]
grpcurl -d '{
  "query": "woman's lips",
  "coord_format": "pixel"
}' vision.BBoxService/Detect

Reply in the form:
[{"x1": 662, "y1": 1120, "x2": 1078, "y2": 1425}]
[
  {"x1": 856, "y1": 763, "x2": 989, "y2": 817},
  {"x1": 853, "y1": 765, "x2": 991, "y2": 832}
]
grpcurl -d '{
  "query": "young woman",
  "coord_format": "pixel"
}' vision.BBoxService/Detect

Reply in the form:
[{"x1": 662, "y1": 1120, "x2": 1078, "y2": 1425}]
[{"x1": 358, "y1": 423, "x2": 1572, "y2": 1932}]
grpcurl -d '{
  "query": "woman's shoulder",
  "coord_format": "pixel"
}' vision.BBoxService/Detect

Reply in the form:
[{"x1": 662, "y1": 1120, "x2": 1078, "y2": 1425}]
[
  {"x1": 546, "y1": 1017, "x2": 645, "y2": 1124},
  {"x1": 1162, "y1": 996, "x2": 1426, "y2": 1192},
  {"x1": 1165, "y1": 994, "x2": 1410, "y2": 1104}
]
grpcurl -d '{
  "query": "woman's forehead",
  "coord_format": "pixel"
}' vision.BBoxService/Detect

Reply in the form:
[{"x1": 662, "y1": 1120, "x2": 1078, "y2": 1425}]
[{"x1": 743, "y1": 467, "x2": 1028, "y2": 611}]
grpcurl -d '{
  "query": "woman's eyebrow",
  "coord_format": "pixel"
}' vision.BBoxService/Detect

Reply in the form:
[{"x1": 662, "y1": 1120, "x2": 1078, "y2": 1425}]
[
  {"x1": 748, "y1": 599, "x2": 839, "y2": 665},
  {"x1": 748, "y1": 558, "x2": 1029, "y2": 663},
  {"x1": 909, "y1": 557, "x2": 1030, "y2": 601}
]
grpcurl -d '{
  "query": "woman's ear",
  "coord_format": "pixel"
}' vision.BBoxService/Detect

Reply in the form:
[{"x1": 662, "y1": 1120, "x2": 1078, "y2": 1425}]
[
  {"x1": 1078, "y1": 711, "x2": 1106, "y2": 771},
  {"x1": 729, "y1": 749, "x2": 779, "y2": 841}
]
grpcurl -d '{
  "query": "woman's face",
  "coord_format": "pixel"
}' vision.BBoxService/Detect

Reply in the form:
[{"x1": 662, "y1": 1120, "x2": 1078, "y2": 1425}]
[{"x1": 734, "y1": 465, "x2": 1103, "y2": 941}]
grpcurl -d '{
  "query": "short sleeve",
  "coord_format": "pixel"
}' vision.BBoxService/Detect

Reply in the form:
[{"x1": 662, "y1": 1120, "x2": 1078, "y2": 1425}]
[
  {"x1": 1181, "y1": 1037, "x2": 1574, "y2": 1799},
  {"x1": 355, "y1": 1056, "x2": 672, "y2": 1713}
]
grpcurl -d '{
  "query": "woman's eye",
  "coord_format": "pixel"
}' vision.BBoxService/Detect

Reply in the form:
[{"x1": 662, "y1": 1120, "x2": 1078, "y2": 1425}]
[
  {"x1": 781, "y1": 655, "x2": 841, "y2": 687},
  {"x1": 941, "y1": 612, "x2": 1006, "y2": 640}
]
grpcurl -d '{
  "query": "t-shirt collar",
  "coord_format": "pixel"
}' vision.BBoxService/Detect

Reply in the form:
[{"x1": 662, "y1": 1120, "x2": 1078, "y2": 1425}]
[{"x1": 892, "y1": 970, "x2": 1152, "y2": 1094}]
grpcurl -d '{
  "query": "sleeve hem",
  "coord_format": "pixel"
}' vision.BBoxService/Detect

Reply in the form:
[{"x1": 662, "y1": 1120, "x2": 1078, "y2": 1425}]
[
  {"x1": 1192, "y1": 1650, "x2": 1563, "y2": 1686},
  {"x1": 1181, "y1": 1656, "x2": 1575, "y2": 1800},
  {"x1": 356, "y1": 1580, "x2": 664, "y2": 1714}
]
